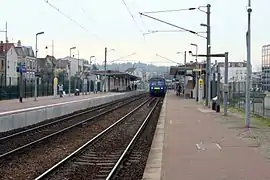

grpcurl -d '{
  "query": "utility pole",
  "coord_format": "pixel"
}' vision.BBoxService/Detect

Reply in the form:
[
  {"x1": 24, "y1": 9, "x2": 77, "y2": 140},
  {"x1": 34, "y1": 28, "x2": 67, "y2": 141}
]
[
  {"x1": 104, "y1": 47, "x2": 107, "y2": 92},
  {"x1": 206, "y1": 4, "x2": 211, "y2": 107},
  {"x1": 245, "y1": 0, "x2": 252, "y2": 128}
]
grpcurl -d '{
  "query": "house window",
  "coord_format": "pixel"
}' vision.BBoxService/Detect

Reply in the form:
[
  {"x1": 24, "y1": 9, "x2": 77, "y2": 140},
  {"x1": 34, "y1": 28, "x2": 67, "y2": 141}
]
[
  {"x1": 30, "y1": 60, "x2": 33, "y2": 70},
  {"x1": 0, "y1": 59, "x2": 4, "y2": 69}
]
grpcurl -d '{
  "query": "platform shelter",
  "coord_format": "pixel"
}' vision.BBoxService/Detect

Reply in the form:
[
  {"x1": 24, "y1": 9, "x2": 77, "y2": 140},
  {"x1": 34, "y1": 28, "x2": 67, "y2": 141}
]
[{"x1": 93, "y1": 70, "x2": 140, "y2": 92}]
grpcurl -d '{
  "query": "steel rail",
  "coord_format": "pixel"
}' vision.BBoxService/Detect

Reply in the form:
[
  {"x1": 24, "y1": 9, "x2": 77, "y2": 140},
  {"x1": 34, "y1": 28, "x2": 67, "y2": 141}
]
[{"x1": 106, "y1": 97, "x2": 160, "y2": 179}]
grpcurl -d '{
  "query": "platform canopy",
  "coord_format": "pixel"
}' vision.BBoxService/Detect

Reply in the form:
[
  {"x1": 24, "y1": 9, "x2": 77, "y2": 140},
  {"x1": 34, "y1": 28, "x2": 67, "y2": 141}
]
[
  {"x1": 93, "y1": 70, "x2": 140, "y2": 81},
  {"x1": 169, "y1": 63, "x2": 206, "y2": 77}
]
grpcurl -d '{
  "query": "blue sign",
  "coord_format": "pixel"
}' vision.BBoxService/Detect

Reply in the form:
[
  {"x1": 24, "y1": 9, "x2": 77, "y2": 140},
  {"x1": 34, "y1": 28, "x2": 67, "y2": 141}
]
[{"x1": 17, "y1": 65, "x2": 26, "y2": 73}]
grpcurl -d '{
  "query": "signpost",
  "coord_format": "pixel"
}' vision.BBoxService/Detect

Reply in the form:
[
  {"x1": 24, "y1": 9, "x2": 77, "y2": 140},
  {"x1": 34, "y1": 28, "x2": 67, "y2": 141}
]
[
  {"x1": 198, "y1": 78, "x2": 204, "y2": 102},
  {"x1": 16, "y1": 64, "x2": 26, "y2": 103},
  {"x1": 53, "y1": 77, "x2": 58, "y2": 98}
]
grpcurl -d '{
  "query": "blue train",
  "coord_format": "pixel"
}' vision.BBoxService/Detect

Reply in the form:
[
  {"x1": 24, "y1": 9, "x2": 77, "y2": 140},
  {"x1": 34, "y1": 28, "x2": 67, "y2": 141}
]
[{"x1": 149, "y1": 77, "x2": 167, "y2": 97}]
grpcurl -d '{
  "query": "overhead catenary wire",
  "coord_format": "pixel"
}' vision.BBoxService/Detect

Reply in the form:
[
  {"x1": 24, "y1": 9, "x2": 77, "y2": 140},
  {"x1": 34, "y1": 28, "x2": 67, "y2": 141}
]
[
  {"x1": 121, "y1": 0, "x2": 145, "y2": 39},
  {"x1": 142, "y1": 8, "x2": 196, "y2": 14},
  {"x1": 44, "y1": 0, "x2": 102, "y2": 41},
  {"x1": 139, "y1": 12, "x2": 196, "y2": 34}
]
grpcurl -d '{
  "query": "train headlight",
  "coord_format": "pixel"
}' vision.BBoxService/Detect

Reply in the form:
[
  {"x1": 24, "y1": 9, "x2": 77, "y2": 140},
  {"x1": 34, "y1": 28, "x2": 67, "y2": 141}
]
[
  {"x1": 161, "y1": 87, "x2": 163, "y2": 89},
  {"x1": 151, "y1": 87, "x2": 153, "y2": 89}
]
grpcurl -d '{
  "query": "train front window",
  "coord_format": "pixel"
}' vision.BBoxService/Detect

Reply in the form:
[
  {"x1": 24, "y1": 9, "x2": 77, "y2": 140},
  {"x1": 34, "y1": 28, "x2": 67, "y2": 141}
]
[{"x1": 151, "y1": 81, "x2": 164, "y2": 86}]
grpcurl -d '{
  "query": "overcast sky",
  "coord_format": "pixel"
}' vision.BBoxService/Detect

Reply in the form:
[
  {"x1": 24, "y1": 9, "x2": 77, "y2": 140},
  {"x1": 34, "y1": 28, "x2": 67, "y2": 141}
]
[{"x1": 0, "y1": 0, "x2": 268, "y2": 69}]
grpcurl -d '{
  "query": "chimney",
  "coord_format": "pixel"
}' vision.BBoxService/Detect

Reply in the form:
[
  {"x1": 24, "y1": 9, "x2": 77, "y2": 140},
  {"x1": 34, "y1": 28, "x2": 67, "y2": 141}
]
[{"x1": 17, "y1": 40, "x2": 21, "y2": 47}]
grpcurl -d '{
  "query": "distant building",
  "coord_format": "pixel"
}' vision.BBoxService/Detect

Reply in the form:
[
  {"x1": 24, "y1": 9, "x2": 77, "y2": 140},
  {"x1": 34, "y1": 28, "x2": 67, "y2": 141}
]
[
  {"x1": 218, "y1": 61, "x2": 247, "y2": 83},
  {"x1": 252, "y1": 71, "x2": 262, "y2": 90},
  {"x1": 37, "y1": 55, "x2": 57, "y2": 80},
  {"x1": 56, "y1": 57, "x2": 89, "y2": 77},
  {"x1": 262, "y1": 44, "x2": 270, "y2": 90}
]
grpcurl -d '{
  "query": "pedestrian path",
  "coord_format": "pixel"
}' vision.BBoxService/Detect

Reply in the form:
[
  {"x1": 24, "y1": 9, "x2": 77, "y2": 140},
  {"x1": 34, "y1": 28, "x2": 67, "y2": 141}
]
[{"x1": 143, "y1": 92, "x2": 270, "y2": 180}]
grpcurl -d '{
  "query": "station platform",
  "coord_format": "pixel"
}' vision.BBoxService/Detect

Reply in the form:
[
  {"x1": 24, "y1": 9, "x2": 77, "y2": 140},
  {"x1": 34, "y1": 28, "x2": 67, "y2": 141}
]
[
  {"x1": 143, "y1": 92, "x2": 270, "y2": 180},
  {"x1": 0, "y1": 91, "x2": 144, "y2": 132},
  {"x1": 0, "y1": 93, "x2": 114, "y2": 115}
]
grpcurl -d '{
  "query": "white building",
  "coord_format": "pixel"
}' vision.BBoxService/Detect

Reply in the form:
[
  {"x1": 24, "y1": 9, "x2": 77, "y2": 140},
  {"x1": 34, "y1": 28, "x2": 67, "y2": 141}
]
[
  {"x1": 218, "y1": 62, "x2": 247, "y2": 83},
  {"x1": 5, "y1": 41, "x2": 36, "y2": 85},
  {"x1": 57, "y1": 57, "x2": 88, "y2": 77}
]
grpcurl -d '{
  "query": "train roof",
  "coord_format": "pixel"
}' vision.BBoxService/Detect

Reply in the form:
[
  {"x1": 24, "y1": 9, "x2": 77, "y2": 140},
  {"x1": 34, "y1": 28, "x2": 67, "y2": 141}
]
[{"x1": 149, "y1": 77, "x2": 166, "y2": 81}]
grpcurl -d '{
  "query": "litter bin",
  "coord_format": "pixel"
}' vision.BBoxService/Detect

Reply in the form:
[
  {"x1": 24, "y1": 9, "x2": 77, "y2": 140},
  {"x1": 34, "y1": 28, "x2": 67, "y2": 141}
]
[
  {"x1": 75, "y1": 89, "x2": 80, "y2": 96},
  {"x1": 212, "y1": 96, "x2": 217, "y2": 110}
]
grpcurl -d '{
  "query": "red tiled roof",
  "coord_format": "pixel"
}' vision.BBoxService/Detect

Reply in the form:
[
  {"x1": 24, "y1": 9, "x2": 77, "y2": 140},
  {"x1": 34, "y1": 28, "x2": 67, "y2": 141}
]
[{"x1": 0, "y1": 42, "x2": 14, "y2": 52}]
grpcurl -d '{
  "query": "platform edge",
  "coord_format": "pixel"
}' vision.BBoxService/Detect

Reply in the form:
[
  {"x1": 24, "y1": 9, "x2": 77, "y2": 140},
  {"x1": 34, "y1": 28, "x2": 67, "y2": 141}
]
[{"x1": 142, "y1": 94, "x2": 167, "y2": 180}]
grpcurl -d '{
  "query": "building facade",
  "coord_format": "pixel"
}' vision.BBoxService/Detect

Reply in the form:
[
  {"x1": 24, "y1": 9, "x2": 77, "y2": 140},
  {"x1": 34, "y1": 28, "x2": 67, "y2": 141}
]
[
  {"x1": 218, "y1": 61, "x2": 247, "y2": 83},
  {"x1": 262, "y1": 44, "x2": 270, "y2": 90},
  {"x1": 57, "y1": 57, "x2": 88, "y2": 77}
]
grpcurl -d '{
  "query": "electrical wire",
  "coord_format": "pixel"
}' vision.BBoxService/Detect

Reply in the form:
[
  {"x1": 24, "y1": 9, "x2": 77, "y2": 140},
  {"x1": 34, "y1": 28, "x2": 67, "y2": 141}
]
[
  {"x1": 44, "y1": 0, "x2": 102, "y2": 41},
  {"x1": 120, "y1": 0, "x2": 145, "y2": 39},
  {"x1": 44, "y1": 0, "x2": 88, "y2": 32}
]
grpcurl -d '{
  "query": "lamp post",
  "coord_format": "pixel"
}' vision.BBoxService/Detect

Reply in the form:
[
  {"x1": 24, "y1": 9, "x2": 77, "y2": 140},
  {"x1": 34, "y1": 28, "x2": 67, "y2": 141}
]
[
  {"x1": 69, "y1": 46, "x2": 76, "y2": 96},
  {"x1": 245, "y1": 0, "x2": 252, "y2": 128},
  {"x1": 34, "y1": 31, "x2": 44, "y2": 101},
  {"x1": 190, "y1": 43, "x2": 199, "y2": 102}
]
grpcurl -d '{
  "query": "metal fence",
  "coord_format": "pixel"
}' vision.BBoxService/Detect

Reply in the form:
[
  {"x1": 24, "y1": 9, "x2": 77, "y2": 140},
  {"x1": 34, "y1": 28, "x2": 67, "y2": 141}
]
[
  {"x1": 0, "y1": 75, "x2": 101, "y2": 100},
  {"x1": 218, "y1": 81, "x2": 270, "y2": 118}
]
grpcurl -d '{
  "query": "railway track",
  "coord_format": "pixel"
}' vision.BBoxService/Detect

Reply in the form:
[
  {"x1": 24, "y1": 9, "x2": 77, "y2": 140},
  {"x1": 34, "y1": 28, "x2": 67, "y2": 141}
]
[
  {"x1": 0, "y1": 93, "x2": 148, "y2": 158},
  {"x1": 34, "y1": 97, "x2": 161, "y2": 180},
  {"x1": 0, "y1": 94, "x2": 151, "y2": 180}
]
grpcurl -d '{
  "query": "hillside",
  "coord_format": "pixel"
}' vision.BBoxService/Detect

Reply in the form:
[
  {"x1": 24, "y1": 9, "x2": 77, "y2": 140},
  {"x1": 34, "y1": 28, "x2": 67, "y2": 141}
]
[{"x1": 96, "y1": 62, "x2": 170, "y2": 74}]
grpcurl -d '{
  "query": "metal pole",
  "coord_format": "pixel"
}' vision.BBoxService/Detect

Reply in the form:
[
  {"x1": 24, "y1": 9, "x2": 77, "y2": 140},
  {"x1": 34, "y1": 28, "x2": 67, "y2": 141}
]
[
  {"x1": 104, "y1": 47, "x2": 107, "y2": 92},
  {"x1": 34, "y1": 32, "x2": 44, "y2": 101},
  {"x1": 19, "y1": 71, "x2": 23, "y2": 103},
  {"x1": 245, "y1": 0, "x2": 252, "y2": 128},
  {"x1": 195, "y1": 46, "x2": 199, "y2": 101},
  {"x1": 184, "y1": 51, "x2": 186, "y2": 98},
  {"x1": 76, "y1": 50, "x2": 79, "y2": 90},
  {"x1": 89, "y1": 57, "x2": 92, "y2": 94},
  {"x1": 69, "y1": 49, "x2": 71, "y2": 96},
  {"x1": 206, "y1": 4, "x2": 211, "y2": 107},
  {"x1": 224, "y1": 52, "x2": 229, "y2": 116},
  {"x1": 34, "y1": 34, "x2": 38, "y2": 101},
  {"x1": 216, "y1": 63, "x2": 221, "y2": 112},
  {"x1": 184, "y1": 51, "x2": 186, "y2": 68},
  {"x1": 4, "y1": 21, "x2": 7, "y2": 87},
  {"x1": 52, "y1": 40, "x2": 54, "y2": 57}
]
